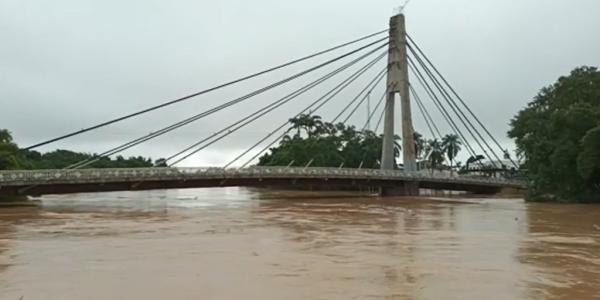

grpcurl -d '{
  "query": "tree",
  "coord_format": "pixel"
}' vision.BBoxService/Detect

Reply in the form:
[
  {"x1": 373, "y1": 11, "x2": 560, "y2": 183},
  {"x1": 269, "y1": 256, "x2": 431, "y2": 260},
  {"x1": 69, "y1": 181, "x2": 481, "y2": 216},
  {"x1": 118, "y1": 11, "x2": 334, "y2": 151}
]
[
  {"x1": 508, "y1": 66, "x2": 600, "y2": 202},
  {"x1": 289, "y1": 116, "x2": 302, "y2": 137},
  {"x1": 258, "y1": 114, "x2": 399, "y2": 169},
  {"x1": 0, "y1": 130, "x2": 23, "y2": 170},
  {"x1": 442, "y1": 134, "x2": 462, "y2": 176},
  {"x1": 425, "y1": 138, "x2": 445, "y2": 174},
  {"x1": 289, "y1": 115, "x2": 323, "y2": 138},
  {"x1": 0, "y1": 129, "x2": 13, "y2": 144},
  {"x1": 154, "y1": 158, "x2": 168, "y2": 167},
  {"x1": 413, "y1": 132, "x2": 426, "y2": 160},
  {"x1": 308, "y1": 115, "x2": 324, "y2": 137},
  {"x1": 577, "y1": 126, "x2": 600, "y2": 188},
  {"x1": 0, "y1": 128, "x2": 155, "y2": 170}
]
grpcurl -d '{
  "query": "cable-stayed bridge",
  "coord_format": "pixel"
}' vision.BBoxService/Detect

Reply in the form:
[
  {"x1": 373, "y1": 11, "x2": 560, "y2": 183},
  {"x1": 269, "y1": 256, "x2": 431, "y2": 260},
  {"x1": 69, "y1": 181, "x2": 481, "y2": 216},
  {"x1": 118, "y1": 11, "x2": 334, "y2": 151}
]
[{"x1": 1, "y1": 14, "x2": 524, "y2": 197}]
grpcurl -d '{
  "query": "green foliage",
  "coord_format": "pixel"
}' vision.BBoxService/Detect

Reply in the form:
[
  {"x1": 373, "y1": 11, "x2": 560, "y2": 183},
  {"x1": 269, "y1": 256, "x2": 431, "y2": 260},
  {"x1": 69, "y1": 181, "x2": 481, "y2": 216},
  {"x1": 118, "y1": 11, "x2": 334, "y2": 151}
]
[
  {"x1": 20, "y1": 150, "x2": 154, "y2": 169},
  {"x1": 0, "y1": 130, "x2": 26, "y2": 170},
  {"x1": 0, "y1": 129, "x2": 13, "y2": 144},
  {"x1": 577, "y1": 126, "x2": 600, "y2": 184},
  {"x1": 425, "y1": 138, "x2": 445, "y2": 174},
  {"x1": 259, "y1": 114, "x2": 464, "y2": 173},
  {"x1": 414, "y1": 132, "x2": 426, "y2": 160},
  {"x1": 0, "y1": 129, "x2": 156, "y2": 170},
  {"x1": 508, "y1": 66, "x2": 600, "y2": 202},
  {"x1": 442, "y1": 134, "x2": 462, "y2": 175},
  {"x1": 258, "y1": 115, "x2": 400, "y2": 169}
]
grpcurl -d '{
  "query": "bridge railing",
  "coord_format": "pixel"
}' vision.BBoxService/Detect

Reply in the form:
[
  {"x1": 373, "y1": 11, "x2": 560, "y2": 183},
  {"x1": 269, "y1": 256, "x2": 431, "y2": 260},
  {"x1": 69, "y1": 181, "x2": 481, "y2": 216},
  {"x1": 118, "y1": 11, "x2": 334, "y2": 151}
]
[
  {"x1": 0, "y1": 166, "x2": 523, "y2": 188},
  {"x1": 243, "y1": 166, "x2": 522, "y2": 186}
]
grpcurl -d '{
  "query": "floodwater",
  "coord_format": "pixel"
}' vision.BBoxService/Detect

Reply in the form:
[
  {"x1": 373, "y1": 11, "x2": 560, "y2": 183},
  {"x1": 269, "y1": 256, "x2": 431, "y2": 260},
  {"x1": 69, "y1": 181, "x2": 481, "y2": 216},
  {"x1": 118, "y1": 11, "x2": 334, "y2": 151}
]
[{"x1": 0, "y1": 188, "x2": 599, "y2": 300}]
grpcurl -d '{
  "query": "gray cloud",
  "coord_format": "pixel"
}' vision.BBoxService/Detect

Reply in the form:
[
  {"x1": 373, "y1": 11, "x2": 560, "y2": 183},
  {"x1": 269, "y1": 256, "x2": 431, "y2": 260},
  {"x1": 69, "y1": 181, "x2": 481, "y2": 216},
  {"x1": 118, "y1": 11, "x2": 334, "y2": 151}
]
[{"x1": 2, "y1": 0, "x2": 599, "y2": 166}]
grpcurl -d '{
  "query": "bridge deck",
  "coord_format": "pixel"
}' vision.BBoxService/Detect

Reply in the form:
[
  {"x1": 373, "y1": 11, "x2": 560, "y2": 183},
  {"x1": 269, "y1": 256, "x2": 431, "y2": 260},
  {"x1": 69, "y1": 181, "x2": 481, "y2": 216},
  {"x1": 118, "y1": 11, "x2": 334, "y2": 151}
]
[{"x1": 0, "y1": 167, "x2": 523, "y2": 197}]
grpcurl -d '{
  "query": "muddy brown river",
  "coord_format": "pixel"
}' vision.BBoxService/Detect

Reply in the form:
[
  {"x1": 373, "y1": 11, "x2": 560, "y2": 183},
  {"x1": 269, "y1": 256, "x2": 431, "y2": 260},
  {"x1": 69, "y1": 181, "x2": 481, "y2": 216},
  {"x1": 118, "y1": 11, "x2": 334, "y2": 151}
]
[{"x1": 0, "y1": 188, "x2": 599, "y2": 299}]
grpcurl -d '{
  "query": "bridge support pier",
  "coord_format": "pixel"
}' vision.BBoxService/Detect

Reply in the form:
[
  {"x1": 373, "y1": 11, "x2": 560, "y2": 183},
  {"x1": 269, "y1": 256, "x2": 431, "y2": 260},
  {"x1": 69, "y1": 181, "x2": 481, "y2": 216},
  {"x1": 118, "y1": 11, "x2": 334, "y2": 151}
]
[{"x1": 379, "y1": 181, "x2": 419, "y2": 197}]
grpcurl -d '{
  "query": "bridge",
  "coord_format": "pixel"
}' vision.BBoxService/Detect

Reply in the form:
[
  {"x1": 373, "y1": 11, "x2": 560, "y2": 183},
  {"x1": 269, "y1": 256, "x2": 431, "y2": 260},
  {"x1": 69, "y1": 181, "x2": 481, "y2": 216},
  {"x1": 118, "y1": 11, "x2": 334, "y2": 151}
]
[
  {"x1": 3, "y1": 13, "x2": 524, "y2": 197},
  {"x1": 0, "y1": 167, "x2": 522, "y2": 197}
]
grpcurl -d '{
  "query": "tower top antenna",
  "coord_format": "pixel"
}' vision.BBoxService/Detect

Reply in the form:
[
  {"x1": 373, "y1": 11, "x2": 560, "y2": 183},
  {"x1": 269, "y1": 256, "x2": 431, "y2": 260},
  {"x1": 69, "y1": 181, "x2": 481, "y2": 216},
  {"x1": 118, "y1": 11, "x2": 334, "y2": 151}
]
[{"x1": 394, "y1": 0, "x2": 412, "y2": 15}]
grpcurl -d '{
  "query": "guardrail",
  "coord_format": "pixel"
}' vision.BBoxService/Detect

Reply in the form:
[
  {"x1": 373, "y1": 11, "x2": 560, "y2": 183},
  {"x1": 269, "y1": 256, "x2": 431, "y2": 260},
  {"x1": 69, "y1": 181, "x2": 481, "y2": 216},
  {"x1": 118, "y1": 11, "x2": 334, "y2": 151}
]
[{"x1": 0, "y1": 166, "x2": 524, "y2": 188}]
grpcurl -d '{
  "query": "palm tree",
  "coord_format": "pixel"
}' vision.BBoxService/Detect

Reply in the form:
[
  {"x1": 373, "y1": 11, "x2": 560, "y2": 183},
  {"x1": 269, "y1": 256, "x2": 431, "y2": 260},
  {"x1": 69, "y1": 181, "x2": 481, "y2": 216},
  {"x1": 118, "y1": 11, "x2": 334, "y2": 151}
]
[
  {"x1": 288, "y1": 116, "x2": 303, "y2": 137},
  {"x1": 288, "y1": 114, "x2": 322, "y2": 137},
  {"x1": 442, "y1": 134, "x2": 462, "y2": 176},
  {"x1": 341, "y1": 125, "x2": 358, "y2": 142},
  {"x1": 413, "y1": 131, "x2": 426, "y2": 160},
  {"x1": 323, "y1": 122, "x2": 337, "y2": 136},
  {"x1": 306, "y1": 115, "x2": 323, "y2": 137},
  {"x1": 425, "y1": 138, "x2": 444, "y2": 174}
]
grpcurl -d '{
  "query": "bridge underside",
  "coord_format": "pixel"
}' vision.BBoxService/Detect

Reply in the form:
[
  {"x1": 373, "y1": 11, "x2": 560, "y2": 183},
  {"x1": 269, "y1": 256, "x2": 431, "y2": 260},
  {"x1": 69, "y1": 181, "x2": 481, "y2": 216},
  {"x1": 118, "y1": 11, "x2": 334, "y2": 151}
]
[{"x1": 0, "y1": 177, "x2": 502, "y2": 198}]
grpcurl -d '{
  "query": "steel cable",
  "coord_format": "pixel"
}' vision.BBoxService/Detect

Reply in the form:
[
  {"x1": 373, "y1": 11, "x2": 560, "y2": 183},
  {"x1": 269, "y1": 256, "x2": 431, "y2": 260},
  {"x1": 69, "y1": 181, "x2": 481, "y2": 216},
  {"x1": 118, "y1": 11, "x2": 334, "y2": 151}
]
[
  {"x1": 223, "y1": 52, "x2": 387, "y2": 168},
  {"x1": 167, "y1": 45, "x2": 388, "y2": 166},
  {"x1": 67, "y1": 39, "x2": 389, "y2": 169},
  {"x1": 25, "y1": 30, "x2": 388, "y2": 150}
]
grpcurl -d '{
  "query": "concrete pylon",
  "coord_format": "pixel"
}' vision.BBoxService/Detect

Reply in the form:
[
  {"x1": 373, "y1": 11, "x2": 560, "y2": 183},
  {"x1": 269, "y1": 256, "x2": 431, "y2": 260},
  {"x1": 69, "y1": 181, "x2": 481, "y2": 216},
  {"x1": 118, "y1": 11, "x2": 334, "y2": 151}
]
[
  {"x1": 380, "y1": 14, "x2": 418, "y2": 196},
  {"x1": 380, "y1": 14, "x2": 417, "y2": 172}
]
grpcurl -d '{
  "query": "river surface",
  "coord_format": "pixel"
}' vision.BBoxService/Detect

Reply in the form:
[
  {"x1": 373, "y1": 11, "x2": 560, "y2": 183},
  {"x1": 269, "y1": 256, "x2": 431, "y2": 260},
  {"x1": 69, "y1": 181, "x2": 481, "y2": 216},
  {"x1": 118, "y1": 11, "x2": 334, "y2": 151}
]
[{"x1": 0, "y1": 188, "x2": 599, "y2": 300}]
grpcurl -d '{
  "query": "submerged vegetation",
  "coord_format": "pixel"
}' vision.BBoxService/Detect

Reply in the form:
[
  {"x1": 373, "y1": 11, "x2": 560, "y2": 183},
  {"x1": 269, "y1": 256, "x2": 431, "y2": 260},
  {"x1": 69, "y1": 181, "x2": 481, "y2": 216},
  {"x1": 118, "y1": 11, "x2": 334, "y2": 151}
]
[{"x1": 508, "y1": 66, "x2": 600, "y2": 202}]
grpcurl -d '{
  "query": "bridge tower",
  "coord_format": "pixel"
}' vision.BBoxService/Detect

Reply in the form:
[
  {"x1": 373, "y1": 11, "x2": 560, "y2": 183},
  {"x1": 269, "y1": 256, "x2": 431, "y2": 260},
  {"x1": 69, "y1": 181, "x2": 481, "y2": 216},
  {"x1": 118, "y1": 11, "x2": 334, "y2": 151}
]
[
  {"x1": 381, "y1": 14, "x2": 416, "y2": 172},
  {"x1": 380, "y1": 14, "x2": 419, "y2": 196}
]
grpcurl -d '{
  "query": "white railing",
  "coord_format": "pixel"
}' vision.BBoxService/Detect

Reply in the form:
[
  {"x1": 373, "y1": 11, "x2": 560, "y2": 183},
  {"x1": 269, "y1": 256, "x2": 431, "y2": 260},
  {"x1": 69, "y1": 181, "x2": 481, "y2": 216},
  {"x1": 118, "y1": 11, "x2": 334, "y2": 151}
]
[{"x1": 0, "y1": 166, "x2": 524, "y2": 188}]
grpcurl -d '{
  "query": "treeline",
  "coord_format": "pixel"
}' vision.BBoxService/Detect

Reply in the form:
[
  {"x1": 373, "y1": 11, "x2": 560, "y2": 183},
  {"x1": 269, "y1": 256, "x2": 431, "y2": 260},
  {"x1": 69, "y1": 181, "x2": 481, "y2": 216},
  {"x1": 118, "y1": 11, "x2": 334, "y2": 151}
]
[
  {"x1": 0, "y1": 130, "x2": 156, "y2": 170},
  {"x1": 258, "y1": 115, "x2": 390, "y2": 168},
  {"x1": 257, "y1": 114, "x2": 466, "y2": 174},
  {"x1": 508, "y1": 66, "x2": 600, "y2": 202}
]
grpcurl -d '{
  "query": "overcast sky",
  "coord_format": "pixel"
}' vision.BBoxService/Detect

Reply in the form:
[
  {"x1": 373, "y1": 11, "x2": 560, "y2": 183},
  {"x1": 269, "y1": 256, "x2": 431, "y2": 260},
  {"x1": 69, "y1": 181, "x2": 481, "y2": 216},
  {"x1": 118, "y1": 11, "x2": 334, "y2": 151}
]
[{"x1": 1, "y1": 0, "x2": 599, "y2": 166}]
